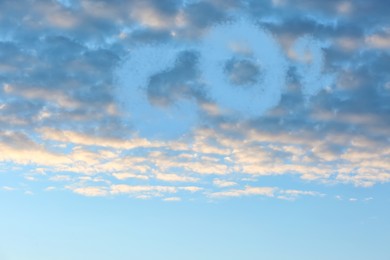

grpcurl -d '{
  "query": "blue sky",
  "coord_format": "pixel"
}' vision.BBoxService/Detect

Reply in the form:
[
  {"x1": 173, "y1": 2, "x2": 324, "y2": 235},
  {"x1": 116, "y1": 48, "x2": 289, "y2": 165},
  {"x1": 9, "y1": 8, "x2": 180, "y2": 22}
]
[{"x1": 0, "y1": 0, "x2": 390, "y2": 259}]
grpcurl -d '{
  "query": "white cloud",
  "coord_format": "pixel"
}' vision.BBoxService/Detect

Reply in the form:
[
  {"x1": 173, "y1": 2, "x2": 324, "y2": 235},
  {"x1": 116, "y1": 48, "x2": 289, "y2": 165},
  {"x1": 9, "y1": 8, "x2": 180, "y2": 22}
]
[
  {"x1": 210, "y1": 186, "x2": 277, "y2": 198},
  {"x1": 277, "y1": 190, "x2": 324, "y2": 200},
  {"x1": 213, "y1": 179, "x2": 237, "y2": 188},
  {"x1": 110, "y1": 185, "x2": 178, "y2": 195},
  {"x1": 155, "y1": 172, "x2": 199, "y2": 182},
  {"x1": 45, "y1": 186, "x2": 56, "y2": 191},
  {"x1": 210, "y1": 186, "x2": 323, "y2": 201},
  {"x1": 71, "y1": 186, "x2": 109, "y2": 197},
  {"x1": 130, "y1": 2, "x2": 178, "y2": 29},
  {"x1": 1, "y1": 186, "x2": 16, "y2": 191},
  {"x1": 179, "y1": 186, "x2": 203, "y2": 192},
  {"x1": 163, "y1": 197, "x2": 182, "y2": 202},
  {"x1": 112, "y1": 172, "x2": 149, "y2": 180},
  {"x1": 2, "y1": 122, "x2": 389, "y2": 200},
  {"x1": 39, "y1": 128, "x2": 158, "y2": 150}
]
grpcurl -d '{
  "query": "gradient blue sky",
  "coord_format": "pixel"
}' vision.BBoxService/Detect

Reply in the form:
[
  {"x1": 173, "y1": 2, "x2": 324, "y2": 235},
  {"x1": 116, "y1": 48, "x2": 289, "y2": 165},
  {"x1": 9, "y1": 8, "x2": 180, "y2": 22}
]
[{"x1": 1, "y1": 0, "x2": 390, "y2": 259}]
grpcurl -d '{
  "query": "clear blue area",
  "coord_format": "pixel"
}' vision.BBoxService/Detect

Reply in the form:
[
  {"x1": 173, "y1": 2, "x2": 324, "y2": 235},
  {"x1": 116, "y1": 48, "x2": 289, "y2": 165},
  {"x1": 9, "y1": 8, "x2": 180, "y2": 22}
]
[{"x1": 1, "y1": 187, "x2": 389, "y2": 260}]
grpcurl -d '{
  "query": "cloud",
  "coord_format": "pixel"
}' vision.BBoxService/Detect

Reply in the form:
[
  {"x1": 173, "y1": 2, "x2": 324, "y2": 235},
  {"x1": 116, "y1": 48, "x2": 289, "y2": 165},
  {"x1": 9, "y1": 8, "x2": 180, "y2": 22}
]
[
  {"x1": 115, "y1": 45, "x2": 201, "y2": 138},
  {"x1": 365, "y1": 29, "x2": 390, "y2": 49},
  {"x1": 1, "y1": 113, "x2": 389, "y2": 198},
  {"x1": 130, "y1": 0, "x2": 182, "y2": 29},
  {"x1": 112, "y1": 172, "x2": 150, "y2": 180},
  {"x1": 209, "y1": 186, "x2": 323, "y2": 200},
  {"x1": 213, "y1": 179, "x2": 237, "y2": 188},
  {"x1": 163, "y1": 197, "x2": 182, "y2": 202},
  {"x1": 198, "y1": 17, "x2": 287, "y2": 117},
  {"x1": 71, "y1": 186, "x2": 109, "y2": 197},
  {"x1": 209, "y1": 186, "x2": 277, "y2": 198},
  {"x1": 154, "y1": 172, "x2": 199, "y2": 182},
  {"x1": 1, "y1": 186, "x2": 16, "y2": 191},
  {"x1": 0, "y1": 0, "x2": 389, "y2": 201}
]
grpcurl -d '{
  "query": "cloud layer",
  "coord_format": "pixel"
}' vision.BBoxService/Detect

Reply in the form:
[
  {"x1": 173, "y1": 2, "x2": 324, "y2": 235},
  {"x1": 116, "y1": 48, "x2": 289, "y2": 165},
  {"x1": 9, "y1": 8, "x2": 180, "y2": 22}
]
[{"x1": 0, "y1": 0, "x2": 389, "y2": 200}]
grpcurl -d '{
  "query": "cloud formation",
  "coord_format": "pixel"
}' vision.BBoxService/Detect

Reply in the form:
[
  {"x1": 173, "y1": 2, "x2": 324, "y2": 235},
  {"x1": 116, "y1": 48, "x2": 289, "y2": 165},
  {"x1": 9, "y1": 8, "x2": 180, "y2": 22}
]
[{"x1": 0, "y1": 0, "x2": 389, "y2": 201}]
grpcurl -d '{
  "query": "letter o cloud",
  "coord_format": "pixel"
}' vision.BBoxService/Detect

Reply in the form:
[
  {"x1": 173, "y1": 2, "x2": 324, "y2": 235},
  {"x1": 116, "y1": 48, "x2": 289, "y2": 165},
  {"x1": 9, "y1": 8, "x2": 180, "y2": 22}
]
[{"x1": 199, "y1": 18, "x2": 287, "y2": 117}]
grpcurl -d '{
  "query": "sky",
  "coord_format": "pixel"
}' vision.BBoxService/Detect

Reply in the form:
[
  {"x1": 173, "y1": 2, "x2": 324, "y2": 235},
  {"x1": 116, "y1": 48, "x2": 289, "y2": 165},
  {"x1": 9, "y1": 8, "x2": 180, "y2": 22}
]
[{"x1": 0, "y1": 0, "x2": 390, "y2": 259}]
